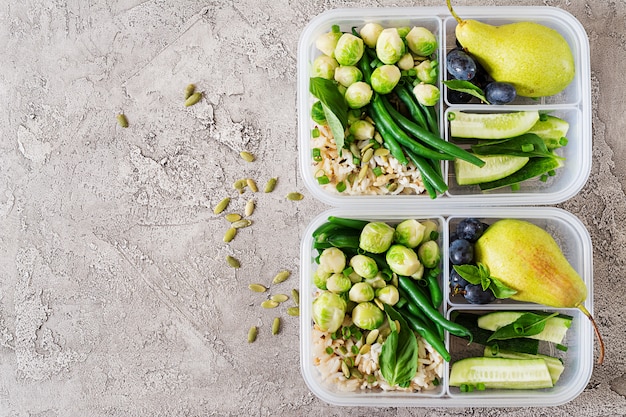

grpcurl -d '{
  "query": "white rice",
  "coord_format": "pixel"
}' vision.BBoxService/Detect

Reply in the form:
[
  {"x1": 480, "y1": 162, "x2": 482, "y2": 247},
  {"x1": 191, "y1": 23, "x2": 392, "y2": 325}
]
[{"x1": 311, "y1": 125, "x2": 427, "y2": 195}]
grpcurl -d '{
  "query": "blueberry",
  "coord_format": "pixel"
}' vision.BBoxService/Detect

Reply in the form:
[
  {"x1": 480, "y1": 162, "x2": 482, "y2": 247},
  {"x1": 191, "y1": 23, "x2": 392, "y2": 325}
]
[
  {"x1": 449, "y1": 238, "x2": 474, "y2": 265},
  {"x1": 464, "y1": 284, "x2": 496, "y2": 304},
  {"x1": 456, "y1": 218, "x2": 484, "y2": 242},
  {"x1": 450, "y1": 268, "x2": 470, "y2": 290},
  {"x1": 446, "y1": 49, "x2": 477, "y2": 81},
  {"x1": 485, "y1": 82, "x2": 517, "y2": 105}
]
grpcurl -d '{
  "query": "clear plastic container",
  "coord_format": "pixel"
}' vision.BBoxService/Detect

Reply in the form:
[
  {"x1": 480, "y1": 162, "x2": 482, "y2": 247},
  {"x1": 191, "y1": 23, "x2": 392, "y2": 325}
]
[
  {"x1": 297, "y1": 6, "x2": 591, "y2": 207},
  {"x1": 299, "y1": 206, "x2": 594, "y2": 407}
]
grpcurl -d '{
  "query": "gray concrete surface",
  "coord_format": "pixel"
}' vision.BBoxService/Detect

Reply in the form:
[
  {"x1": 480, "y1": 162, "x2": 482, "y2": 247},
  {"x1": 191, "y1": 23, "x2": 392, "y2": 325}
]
[{"x1": 0, "y1": 0, "x2": 625, "y2": 415}]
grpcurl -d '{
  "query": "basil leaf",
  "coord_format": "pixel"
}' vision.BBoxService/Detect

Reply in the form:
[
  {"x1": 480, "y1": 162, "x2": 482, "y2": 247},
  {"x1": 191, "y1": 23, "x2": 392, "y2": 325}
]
[
  {"x1": 452, "y1": 264, "x2": 482, "y2": 285},
  {"x1": 443, "y1": 80, "x2": 489, "y2": 103},
  {"x1": 310, "y1": 77, "x2": 348, "y2": 152},
  {"x1": 487, "y1": 312, "x2": 559, "y2": 342},
  {"x1": 321, "y1": 102, "x2": 345, "y2": 153},
  {"x1": 489, "y1": 277, "x2": 518, "y2": 298},
  {"x1": 379, "y1": 305, "x2": 418, "y2": 387},
  {"x1": 454, "y1": 263, "x2": 517, "y2": 299}
]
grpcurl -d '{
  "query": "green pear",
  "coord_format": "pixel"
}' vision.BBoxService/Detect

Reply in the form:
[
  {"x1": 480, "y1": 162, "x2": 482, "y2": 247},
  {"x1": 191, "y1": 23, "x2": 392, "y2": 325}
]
[
  {"x1": 474, "y1": 219, "x2": 604, "y2": 364},
  {"x1": 446, "y1": 1, "x2": 575, "y2": 98}
]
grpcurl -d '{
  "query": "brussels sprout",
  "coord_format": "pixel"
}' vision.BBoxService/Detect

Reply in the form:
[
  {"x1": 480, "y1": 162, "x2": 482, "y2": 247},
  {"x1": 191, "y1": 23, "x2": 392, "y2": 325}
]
[
  {"x1": 349, "y1": 282, "x2": 375, "y2": 303},
  {"x1": 318, "y1": 247, "x2": 346, "y2": 273},
  {"x1": 326, "y1": 273, "x2": 352, "y2": 293},
  {"x1": 334, "y1": 33, "x2": 364, "y2": 66},
  {"x1": 344, "y1": 81, "x2": 373, "y2": 109},
  {"x1": 394, "y1": 219, "x2": 426, "y2": 248},
  {"x1": 315, "y1": 30, "x2": 342, "y2": 57},
  {"x1": 420, "y1": 220, "x2": 439, "y2": 242},
  {"x1": 349, "y1": 254, "x2": 379, "y2": 279},
  {"x1": 312, "y1": 291, "x2": 347, "y2": 333},
  {"x1": 364, "y1": 272, "x2": 387, "y2": 289},
  {"x1": 405, "y1": 26, "x2": 437, "y2": 57},
  {"x1": 376, "y1": 28, "x2": 405, "y2": 65},
  {"x1": 312, "y1": 55, "x2": 339, "y2": 79},
  {"x1": 347, "y1": 270, "x2": 363, "y2": 284},
  {"x1": 410, "y1": 262, "x2": 425, "y2": 280},
  {"x1": 415, "y1": 60, "x2": 438, "y2": 85},
  {"x1": 397, "y1": 52, "x2": 415, "y2": 71},
  {"x1": 376, "y1": 285, "x2": 399, "y2": 306},
  {"x1": 351, "y1": 302, "x2": 384, "y2": 330},
  {"x1": 412, "y1": 83, "x2": 440, "y2": 106},
  {"x1": 359, "y1": 222, "x2": 395, "y2": 254},
  {"x1": 417, "y1": 240, "x2": 441, "y2": 269},
  {"x1": 396, "y1": 26, "x2": 411, "y2": 38},
  {"x1": 313, "y1": 269, "x2": 331, "y2": 290},
  {"x1": 370, "y1": 65, "x2": 401, "y2": 94},
  {"x1": 359, "y1": 22, "x2": 384, "y2": 48},
  {"x1": 386, "y1": 244, "x2": 421, "y2": 276},
  {"x1": 349, "y1": 120, "x2": 375, "y2": 141},
  {"x1": 311, "y1": 101, "x2": 327, "y2": 125},
  {"x1": 334, "y1": 65, "x2": 363, "y2": 87}
]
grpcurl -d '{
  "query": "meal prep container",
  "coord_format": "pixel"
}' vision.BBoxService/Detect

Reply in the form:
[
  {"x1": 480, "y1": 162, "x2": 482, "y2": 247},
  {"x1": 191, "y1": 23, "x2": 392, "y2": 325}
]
[{"x1": 297, "y1": 6, "x2": 594, "y2": 408}]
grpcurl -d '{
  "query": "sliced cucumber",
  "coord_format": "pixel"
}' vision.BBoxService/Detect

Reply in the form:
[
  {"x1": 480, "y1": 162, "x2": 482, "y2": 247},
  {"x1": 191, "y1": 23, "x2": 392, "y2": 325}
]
[
  {"x1": 477, "y1": 311, "x2": 572, "y2": 344},
  {"x1": 455, "y1": 154, "x2": 529, "y2": 185},
  {"x1": 448, "y1": 110, "x2": 540, "y2": 139},
  {"x1": 483, "y1": 347, "x2": 565, "y2": 385},
  {"x1": 527, "y1": 115, "x2": 570, "y2": 150},
  {"x1": 449, "y1": 357, "x2": 554, "y2": 389}
]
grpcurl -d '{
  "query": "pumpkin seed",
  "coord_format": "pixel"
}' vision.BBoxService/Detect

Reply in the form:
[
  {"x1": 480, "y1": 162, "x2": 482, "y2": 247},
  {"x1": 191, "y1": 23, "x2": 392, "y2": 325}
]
[
  {"x1": 246, "y1": 178, "x2": 258, "y2": 192},
  {"x1": 226, "y1": 255, "x2": 240, "y2": 268},
  {"x1": 366, "y1": 329, "x2": 379, "y2": 346},
  {"x1": 349, "y1": 142, "x2": 360, "y2": 157},
  {"x1": 291, "y1": 289, "x2": 299, "y2": 306},
  {"x1": 359, "y1": 344, "x2": 371, "y2": 355},
  {"x1": 374, "y1": 148, "x2": 390, "y2": 157},
  {"x1": 339, "y1": 346, "x2": 348, "y2": 355},
  {"x1": 361, "y1": 147, "x2": 374, "y2": 164},
  {"x1": 213, "y1": 197, "x2": 230, "y2": 214},
  {"x1": 264, "y1": 177, "x2": 277, "y2": 193},
  {"x1": 271, "y1": 317, "x2": 281, "y2": 335},
  {"x1": 272, "y1": 270, "x2": 290, "y2": 284},
  {"x1": 286, "y1": 192, "x2": 303, "y2": 201},
  {"x1": 261, "y1": 299, "x2": 279, "y2": 309},
  {"x1": 387, "y1": 183, "x2": 398, "y2": 193},
  {"x1": 286, "y1": 307, "x2": 300, "y2": 316},
  {"x1": 233, "y1": 179, "x2": 247, "y2": 191},
  {"x1": 247, "y1": 326, "x2": 257, "y2": 343},
  {"x1": 357, "y1": 166, "x2": 369, "y2": 183},
  {"x1": 270, "y1": 294, "x2": 289, "y2": 303},
  {"x1": 374, "y1": 298, "x2": 384, "y2": 310},
  {"x1": 185, "y1": 91, "x2": 202, "y2": 107},
  {"x1": 240, "y1": 151, "x2": 255, "y2": 162},
  {"x1": 248, "y1": 283, "x2": 267, "y2": 293},
  {"x1": 184, "y1": 83, "x2": 196, "y2": 99},
  {"x1": 232, "y1": 219, "x2": 252, "y2": 229},
  {"x1": 361, "y1": 141, "x2": 375, "y2": 153},
  {"x1": 224, "y1": 213, "x2": 242, "y2": 222},
  {"x1": 245, "y1": 199, "x2": 255, "y2": 216},
  {"x1": 374, "y1": 131, "x2": 383, "y2": 144},
  {"x1": 116, "y1": 113, "x2": 129, "y2": 128},
  {"x1": 223, "y1": 227, "x2": 236, "y2": 242},
  {"x1": 341, "y1": 361, "x2": 350, "y2": 379},
  {"x1": 350, "y1": 367, "x2": 363, "y2": 379}
]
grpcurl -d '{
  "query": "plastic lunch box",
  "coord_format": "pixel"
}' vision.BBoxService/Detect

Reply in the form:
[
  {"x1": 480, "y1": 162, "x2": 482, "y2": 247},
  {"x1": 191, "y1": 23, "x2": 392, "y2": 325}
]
[{"x1": 297, "y1": 6, "x2": 594, "y2": 407}]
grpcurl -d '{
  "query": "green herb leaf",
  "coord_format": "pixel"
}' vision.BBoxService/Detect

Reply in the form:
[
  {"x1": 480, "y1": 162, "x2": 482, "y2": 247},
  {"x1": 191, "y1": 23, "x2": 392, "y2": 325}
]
[
  {"x1": 453, "y1": 263, "x2": 517, "y2": 299},
  {"x1": 443, "y1": 80, "x2": 489, "y2": 103},
  {"x1": 487, "y1": 312, "x2": 559, "y2": 342},
  {"x1": 310, "y1": 77, "x2": 348, "y2": 152},
  {"x1": 452, "y1": 264, "x2": 482, "y2": 285},
  {"x1": 488, "y1": 276, "x2": 519, "y2": 298},
  {"x1": 379, "y1": 304, "x2": 418, "y2": 387}
]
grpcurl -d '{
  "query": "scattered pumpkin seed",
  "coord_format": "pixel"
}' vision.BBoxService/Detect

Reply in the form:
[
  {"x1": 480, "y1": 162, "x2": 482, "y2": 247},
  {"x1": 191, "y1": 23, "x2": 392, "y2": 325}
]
[
  {"x1": 351, "y1": 367, "x2": 363, "y2": 379},
  {"x1": 338, "y1": 346, "x2": 348, "y2": 355},
  {"x1": 349, "y1": 142, "x2": 360, "y2": 157},
  {"x1": 341, "y1": 361, "x2": 351, "y2": 379},
  {"x1": 247, "y1": 326, "x2": 257, "y2": 343},
  {"x1": 261, "y1": 299, "x2": 279, "y2": 309},
  {"x1": 246, "y1": 178, "x2": 258, "y2": 192},
  {"x1": 361, "y1": 141, "x2": 375, "y2": 153},
  {"x1": 374, "y1": 148, "x2": 390, "y2": 157},
  {"x1": 366, "y1": 329, "x2": 379, "y2": 346},
  {"x1": 213, "y1": 197, "x2": 230, "y2": 214},
  {"x1": 248, "y1": 283, "x2": 267, "y2": 293},
  {"x1": 232, "y1": 219, "x2": 252, "y2": 229},
  {"x1": 286, "y1": 192, "x2": 304, "y2": 201},
  {"x1": 359, "y1": 344, "x2": 371, "y2": 355},
  {"x1": 357, "y1": 166, "x2": 369, "y2": 182},
  {"x1": 374, "y1": 131, "x2": 383, "y2": 144},
  {"x1": 224, "y1": 213, "x2": 242, "y2": 222},
  {"x1": 116, "y1": 113, "x2": 129, "y2": 128},
  {"x1": 245, "y1": 199, "x2": 255, "y2": 216},
  {"x1": 272, "y1": 270, "x2": 291, "y2": 284},
  {"x1": 226, "y1": 255, "x2": 240, "y2": 268},
  {"x1": 291, "y1": 289, "x2": 299, "y2": 306},
  {"x1": 387, "y1": 183, "x2": 399, "y2": 193},
  {"x1": 272, "y1": 317, "x2": 281, "y2": 335},
  {"x1": 184, "y1": 83, "x2": 196, "y2": 99},
  {"x1": 270, "y1": 294, "x2": 289, "y2": 303},
  {"x1": 361, "y1": 147, "x2": 374, "y2": 164},
  {"x1": 233, "y1": 178, "x2": 247, "y2": 191},
  {"x1": 374, "y1": 298, "x2": 384, "y2": 310},
  {"x1": 223, "y1": 227, "x2": 237, "y2": 243},
  {"x1": 185, "y1": 91, "x2": 202, "y2": 107},
  {"x1": 286, "y1": 307, "x2": 300, "y2": 316},
  {"x1": 366, "y1": 374, "x2": 377, "y2": 384},
  {"x1": 240, "y1": 151, "x2": 255, "y2": 162},
  {"x1": 264, "y1": 177, "x2": 277, "y2": 193}
]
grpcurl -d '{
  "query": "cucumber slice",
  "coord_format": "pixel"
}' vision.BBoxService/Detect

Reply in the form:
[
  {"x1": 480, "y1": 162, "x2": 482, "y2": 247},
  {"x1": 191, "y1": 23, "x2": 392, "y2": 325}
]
[
  {"x1": 477, "y1": 311, "x2": 572, "y2": 344},
  {"x1": 449, "y1": 111, "x2": 540, "y2": 139},
  {"x1": 455, "y1": 154, "x2": 529, "y2": 185},
  {"x1": 483, "y1": 347, "x2": 565, "y2": 385},
  {"x1": 527, "y1": 115, "x2": 570, "y2": 150},
  {"x1": 449, "y1": 357, "x2": 554, "y2": 389}
]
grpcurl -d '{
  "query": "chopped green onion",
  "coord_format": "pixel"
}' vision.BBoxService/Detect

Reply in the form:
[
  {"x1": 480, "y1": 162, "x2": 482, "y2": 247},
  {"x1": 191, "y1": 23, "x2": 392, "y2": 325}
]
[
  {"x1": 343, "y1": 266, "x2": 354, "y2": 276},
  {"x1": 351, "y1": 345, "x2": 359, "y2": 355},
  {"x1": 325, "y1": 346, "x2": 334, "y2": 355},
  {"x1": 521, "y1": 144, "x2": 534, "y2": 152},
  {"x1": 540, "y1": 174, "x2": 549, "y2": 182},
  {"x1": 312, "y1": 148, "x2": 322, "y2": 162},
  {"x1": 511, "y1": 183, "x2": 521, "y2": 191},
  {"x1": 548, "y1": 169, "x2": 556, "y2": 176},
  {"x1": 317, "y1": 175, "x2": 330, "y2": 185},
  {"x1": 331, "y1": 24, "x2": 341, "y2": 33},
  {"x1": 353, "y1": 157, "x2": 361, "y2": 165},
  {"x1": 476, "y1": 382, "x2": 486, "y2": 391},
  {"x1": 311, "y1": 128, "x2": 320, "y2": 138},
  {"x1": 336, "y1": 181, "x2": 347, "y2": 192},
  {"x1": 556, "y1": 344, "x2": 569, "y2": 352},
  {"x1": 372, "y1": 166, "x2": 383, "y2": 176},
  {"x1": 559, "y1": 137, "x2": 569, "y2": 146}
]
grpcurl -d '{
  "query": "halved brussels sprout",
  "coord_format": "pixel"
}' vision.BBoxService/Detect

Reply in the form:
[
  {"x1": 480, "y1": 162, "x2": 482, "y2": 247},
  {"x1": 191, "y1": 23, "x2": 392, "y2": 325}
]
[
  {"x1": 359, "y1": 22, "x2": 384, "y2": 48},
  {"x1": 312, "y1": 291, "x2": 347, "y2": 333},
  {"x1": 386, "y1": 244, "x2": 421, "y2": 276},
  {"x1": 420, "y1": 220, "x2": 439, "y2": 242},
  {"x1": 326, "y1": 273, "x2": 352, "y2": 293},
  {"x1": 405, "y1": 26, "x2": 437, "y2": 57},
  {"x1": 349, "y1": 119, "x2": 375, "y2": 141},
  {"x1": 344, "y1": 81, "x2": 373, "y2": 109},
  {"x1": 364, "y1": 272, "x2": 387, "y2": 289},
  {"x1": 349, "y1": 254, "x2": 379, "y2": 279},
  {"x1": 396, "y1": 52, "x2": 415, "y2": 71},
  {"x1": 417, "y1": 240, "x2": 441, "y2": 269},
  {"x1": 312, "y1": 55, "x2": 339, "y2": 79},
  {"x1": 376, "y1": 285, "x2": 399, "y2": 306},
  {"x1": 413, "y1": 83, "x2": 440, "y2": 106},
  {"x1": 311, "y1": 101, "x2": 327, "y2": 125},
  {"x1": 394, "y1": 219, "x2": 426, "y2": 249},
  {"x1": 376, "y1": 28, "x2": 405, "y2": 65},
  {"x1": 315, "y1": 30, "x2": 342, "y2": 57},
  {"x1": 351, "y1": 302, "x2": 384, "y2": 330},
  {"x1": 370, "y1": 65, "x2": 401, "y2": 94},
  {"x1": 334, "y1": 65, "x2": 363, "y2": 87},
  {"x1": 415, "y1": 60, "x2": 438, "y2": 85},
  {"x1": 313, "y1": 269, "x2": 331, "y2": 290},
  {"x1": 359, "y1": 222, "x2": 395, "y2": 254},
  {"x1": 349, "y1": 282, "x2": 375, "y2": 303},
  {"x1": 410, "y1": 262, "x2": 425, "y2": 280},
  {"x1": 334, "y1": 33, "x2": 364, "y2": 66},
  {"x1": 318, "y1": 247, "x2": 346, "y2": 274}
]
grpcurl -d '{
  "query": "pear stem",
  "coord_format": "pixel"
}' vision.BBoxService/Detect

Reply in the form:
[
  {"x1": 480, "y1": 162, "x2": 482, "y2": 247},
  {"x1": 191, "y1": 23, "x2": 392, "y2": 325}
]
[
  {"x1": 577, "y1": 303, "x2": 605, "y2": 365},
  {"x1": 446, "y1": 0, "x2": 463, "y2": 24}
]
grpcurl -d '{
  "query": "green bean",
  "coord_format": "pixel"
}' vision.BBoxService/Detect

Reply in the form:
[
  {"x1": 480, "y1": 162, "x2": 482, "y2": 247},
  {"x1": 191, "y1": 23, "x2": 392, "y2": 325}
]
[
  {"x1": 327, "y1": 216, "x2": 369, "y2": 231},
  {"x1": 403, "y1": 147, "x2": 448, "y2": 195},
  {"x1": 395, "y1": 84, "x2": 429, "y2": 130},
  {"x1": 368, "y1": 103, "x2": 409, "y2": 165},
  {"x1": 426, "y1": 271, "x2": 443, "y2": 309},
  {"x1": 400, "y1": 306, "x2": 451, "y2": 362}
]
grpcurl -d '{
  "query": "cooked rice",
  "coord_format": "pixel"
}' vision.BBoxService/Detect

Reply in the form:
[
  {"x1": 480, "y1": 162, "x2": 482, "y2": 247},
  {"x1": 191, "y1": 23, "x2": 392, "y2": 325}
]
[{"x1": 311, "y1": 125, "x2": 427, "y2": 195}]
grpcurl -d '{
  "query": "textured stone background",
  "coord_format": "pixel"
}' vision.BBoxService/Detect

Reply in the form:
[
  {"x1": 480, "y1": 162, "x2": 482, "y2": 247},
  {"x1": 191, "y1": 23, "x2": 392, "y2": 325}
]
[{"x1": 0, "y1": 0, "x2": 625, "y2": 416}]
